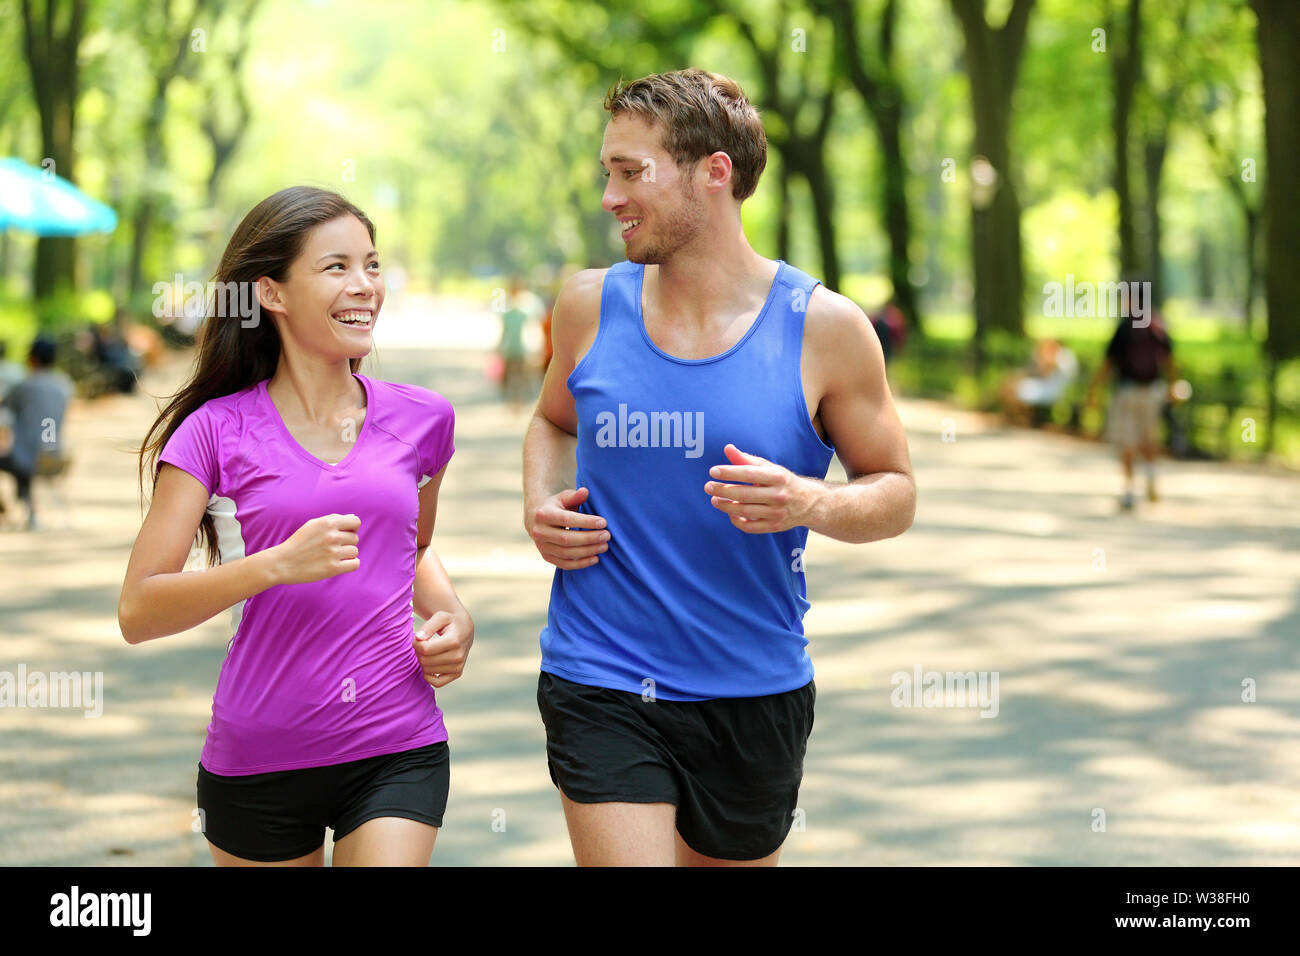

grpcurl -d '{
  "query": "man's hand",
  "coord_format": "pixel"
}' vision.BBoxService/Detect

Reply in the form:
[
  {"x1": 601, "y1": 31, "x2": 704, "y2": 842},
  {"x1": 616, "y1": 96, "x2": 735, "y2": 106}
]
[
  {"x1": 413, "y1": 606, "x2": 475, "y2": 689},
  {"x1": 527, "y1": 487, "x2": 610, "y2": 569},
  {"x1": 705, "y1": 443, "x2": 816, "y2": 534}
]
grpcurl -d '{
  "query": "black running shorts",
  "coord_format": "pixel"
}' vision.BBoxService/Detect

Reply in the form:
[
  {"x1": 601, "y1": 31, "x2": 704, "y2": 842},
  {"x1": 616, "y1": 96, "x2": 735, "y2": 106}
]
[
  {"x1": 195, "y1": 741, "x2": 449, "y2": 862},
  {"x1": 537, "y1": 670, "x2": 815, "y2": 861}
]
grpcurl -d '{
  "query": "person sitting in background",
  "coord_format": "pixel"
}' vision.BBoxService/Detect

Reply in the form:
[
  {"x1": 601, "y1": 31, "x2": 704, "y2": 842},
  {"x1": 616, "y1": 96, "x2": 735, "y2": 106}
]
[
  {"x1": 92, "y1": 311, "x2": 143, "y2": 393},
  {"x1": 1000, "y1": 338, "x2": 1078, "y2": 427},
  {"x1": 0, "y1": 341, "x2": 26, "y2": 452},
  {"x1": 119, "y1": 307, "x2": 165, "y2": 370},
  {"x1": 0, "y1": 336, "x2": 74, "y2": 531}
]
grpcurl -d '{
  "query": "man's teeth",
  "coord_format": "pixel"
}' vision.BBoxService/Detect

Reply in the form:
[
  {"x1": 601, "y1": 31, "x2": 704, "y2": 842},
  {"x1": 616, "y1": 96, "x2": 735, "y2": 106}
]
[{"x1": 621, "y1": 218, "x2": 642, "y2": 233}]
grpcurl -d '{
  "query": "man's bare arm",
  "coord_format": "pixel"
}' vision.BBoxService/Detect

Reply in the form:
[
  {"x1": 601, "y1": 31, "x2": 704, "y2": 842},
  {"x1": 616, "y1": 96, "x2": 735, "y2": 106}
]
[
  {"x1": 704, "y1": 286, "x2": 915, "y2": 543},
  {"x1": 522, "y1": 269, "x2": 611, "y2": 568},
  {"x1": 799, "y1": 287, "x2": 916, "y2": 543}
]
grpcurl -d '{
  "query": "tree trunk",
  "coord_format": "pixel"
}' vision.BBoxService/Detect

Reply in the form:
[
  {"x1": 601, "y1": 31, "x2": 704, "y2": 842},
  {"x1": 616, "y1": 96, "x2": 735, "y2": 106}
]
[
  {"x1": 776, "y1": 158, "x2": 792, "y2": 263},
  {"x1": 821, "y1": 0, "x2": 924, "y2": 334},
  {"x1": 1250, "y1": 0, "x2": 1300, "y2": 459},
  {"x1": 800, "y1": 146, "x2": 841, "y2": 292},
  {"x1": 1143, "y1": 134, "x2": 1167, "y2": 306},
  {"x1": 20, "y1": 0, "x2": 87, "y2": 304},
  {"x1": 1243, "y1": 206, "x2": 1258, "y2": 331},
  {"x1": 126, "y1": 0, "x2": 213, "y2": 299},
  {"x1": 1111, "y1": 0, "x2": 1143, "y2": 278},
  {"x1": 875, "y1": 95, "x2": 920, "y2": 334},
  {"x1": 949, "y1": 0, "x2": 1035, "y2": 371},
  {"x1": 1195, "y1": 234, "x2": 1213, "y2": 303},
  {"x1": 201, "y1": 0, "x2": 259, "y2": 209}
]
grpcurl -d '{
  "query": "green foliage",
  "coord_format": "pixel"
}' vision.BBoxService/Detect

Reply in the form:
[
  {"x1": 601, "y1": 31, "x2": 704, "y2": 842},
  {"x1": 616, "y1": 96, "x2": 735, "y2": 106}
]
[{"x1": 0, "y1": 0, "x2": 1284, "y2": 423}]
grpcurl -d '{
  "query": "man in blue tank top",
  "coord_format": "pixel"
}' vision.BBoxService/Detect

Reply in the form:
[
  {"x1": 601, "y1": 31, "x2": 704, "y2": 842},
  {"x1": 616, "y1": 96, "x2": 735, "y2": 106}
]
[{"x1": 523, "y1": 69, "x2": 916, "y2": 866}]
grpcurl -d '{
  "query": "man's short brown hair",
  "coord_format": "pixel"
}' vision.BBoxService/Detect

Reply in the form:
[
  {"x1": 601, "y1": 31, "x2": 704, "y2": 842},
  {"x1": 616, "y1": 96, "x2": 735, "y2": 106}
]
[{"x1": 603, "y1": 69, "x2": 767, "y2": 201}]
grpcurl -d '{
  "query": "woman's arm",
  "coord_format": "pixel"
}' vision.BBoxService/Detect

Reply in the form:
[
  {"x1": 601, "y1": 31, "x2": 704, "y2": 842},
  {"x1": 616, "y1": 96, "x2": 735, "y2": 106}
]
[
  {"x1": 119, "y1": 464, "x2": 284, "y2": 644},
  {"x1": 413, "y1": 544, "x2": 466, "y2": 622},
  {"x1": 411, "y1": 463, "x2": 474, "y2": 687},
  {"x1": 121, "y1": 463, "x2": 361, "y2": 644}
]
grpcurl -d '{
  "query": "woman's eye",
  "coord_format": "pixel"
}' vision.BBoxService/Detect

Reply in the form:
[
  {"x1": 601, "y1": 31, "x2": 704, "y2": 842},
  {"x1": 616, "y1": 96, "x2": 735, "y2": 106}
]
[
  {"x1": 601, "y1": 169, "x2": 610, "y2": 179},
  {"x1": 624, "y1": 169, "x2": 639, "y2": 179}
]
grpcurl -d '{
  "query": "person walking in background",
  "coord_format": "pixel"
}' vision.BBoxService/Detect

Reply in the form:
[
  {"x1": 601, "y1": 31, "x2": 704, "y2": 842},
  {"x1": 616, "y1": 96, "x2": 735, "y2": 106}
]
[
  {"x1": 499, "y1": 275, "x2": 541, "y2": 411},
  {"x1": 0, "y1": 336, "x2": 74, "y2": 531},
  {"x1": 1085, "y1": 284, "x2": 1179, "y2": 511},
  {"x1": 120, "y1": 186, "x2": 472, "y2": 866}
]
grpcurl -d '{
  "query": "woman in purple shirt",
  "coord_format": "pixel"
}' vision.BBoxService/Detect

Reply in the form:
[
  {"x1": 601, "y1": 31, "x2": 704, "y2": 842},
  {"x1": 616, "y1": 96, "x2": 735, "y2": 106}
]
[{"x1": 120, "y1": 186, "x2": 472, "y2": 866}]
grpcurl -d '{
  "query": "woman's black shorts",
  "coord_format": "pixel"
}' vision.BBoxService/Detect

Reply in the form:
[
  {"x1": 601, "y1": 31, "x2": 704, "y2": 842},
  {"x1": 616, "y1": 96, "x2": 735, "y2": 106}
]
[
  {"x1": 537, "y1": 670, "x2": 815, "y2": 861},
  {"x1": 196, "y1": 741, "x2": 449, "y2": 862}
]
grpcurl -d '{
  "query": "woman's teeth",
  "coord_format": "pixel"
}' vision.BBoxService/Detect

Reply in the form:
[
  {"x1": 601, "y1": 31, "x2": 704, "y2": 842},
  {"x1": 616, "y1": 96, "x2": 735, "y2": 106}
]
[{"x1": 333, "y1": 311, "x2": 372, "y2": 326}]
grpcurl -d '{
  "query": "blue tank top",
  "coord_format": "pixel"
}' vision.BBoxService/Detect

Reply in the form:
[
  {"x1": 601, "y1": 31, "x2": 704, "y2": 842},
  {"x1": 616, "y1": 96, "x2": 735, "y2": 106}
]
[{"x1": 539, "y1": 259, "x2": 836, "y2": 700}]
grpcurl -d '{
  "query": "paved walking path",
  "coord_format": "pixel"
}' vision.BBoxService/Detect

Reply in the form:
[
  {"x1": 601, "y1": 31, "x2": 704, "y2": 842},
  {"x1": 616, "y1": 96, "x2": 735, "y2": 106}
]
[{"x1": 2, "y1": 298, "x2": 1297, "y2": 865}]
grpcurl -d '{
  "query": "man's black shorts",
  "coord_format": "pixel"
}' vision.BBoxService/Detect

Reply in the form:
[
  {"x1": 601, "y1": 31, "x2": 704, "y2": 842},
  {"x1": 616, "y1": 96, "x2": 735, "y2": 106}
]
[
  {"x1": 196, "y1": 741, "x2": 449, "y2": 862},
  {"x1": 537, "y1": 670, "x2": 815, "y2": 861}
]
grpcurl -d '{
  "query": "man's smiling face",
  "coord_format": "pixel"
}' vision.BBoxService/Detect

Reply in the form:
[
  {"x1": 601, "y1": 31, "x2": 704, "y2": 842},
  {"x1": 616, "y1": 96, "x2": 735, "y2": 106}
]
[{"x1": 600, "y1": 113, "x2": 706, "y2": 265}]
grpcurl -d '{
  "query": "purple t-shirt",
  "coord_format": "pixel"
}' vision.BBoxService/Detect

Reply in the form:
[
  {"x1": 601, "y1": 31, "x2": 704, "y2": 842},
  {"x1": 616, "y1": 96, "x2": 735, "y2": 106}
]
[{"x1": 156, "y1": 372, "x2": 455, "y2": 774}]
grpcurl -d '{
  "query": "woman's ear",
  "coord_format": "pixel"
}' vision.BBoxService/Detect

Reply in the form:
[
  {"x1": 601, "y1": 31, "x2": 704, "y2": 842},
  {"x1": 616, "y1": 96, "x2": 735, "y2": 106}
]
[{"x1": 255, "y1": 276, "x2": 285, "y2": 322}]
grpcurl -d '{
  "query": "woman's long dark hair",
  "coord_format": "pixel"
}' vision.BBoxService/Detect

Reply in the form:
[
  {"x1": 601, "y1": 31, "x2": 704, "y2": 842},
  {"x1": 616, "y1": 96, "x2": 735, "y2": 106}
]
[{"x1": 137, "y1": 186, "x2": 378, "y2": 567}]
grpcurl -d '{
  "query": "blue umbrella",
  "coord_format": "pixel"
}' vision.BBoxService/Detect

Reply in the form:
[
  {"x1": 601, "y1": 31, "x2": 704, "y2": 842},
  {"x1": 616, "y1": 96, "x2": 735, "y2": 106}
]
[{"x1": 0, "y1": 157, "x2": 118, "y2": 236}]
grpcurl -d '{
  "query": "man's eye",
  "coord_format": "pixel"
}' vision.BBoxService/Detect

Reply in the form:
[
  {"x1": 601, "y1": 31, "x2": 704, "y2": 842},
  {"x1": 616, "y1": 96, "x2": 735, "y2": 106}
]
[
  {"x1": 624, "y1": 169, "x2": 639, "y2": 179},
  {"x1": 601, "y1": 169, "x2": 610, "y2": 179}
]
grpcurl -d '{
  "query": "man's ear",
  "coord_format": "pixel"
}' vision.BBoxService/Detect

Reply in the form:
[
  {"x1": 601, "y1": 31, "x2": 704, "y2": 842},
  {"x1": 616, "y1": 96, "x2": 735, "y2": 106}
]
[{"x1": 705, "y1": 151, "x2": 733, "y2": 193}]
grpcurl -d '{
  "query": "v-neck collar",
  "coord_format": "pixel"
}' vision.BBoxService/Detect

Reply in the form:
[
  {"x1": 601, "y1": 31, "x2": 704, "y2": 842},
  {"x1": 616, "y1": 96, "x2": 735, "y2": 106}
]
[{"x1": 261, "y1": 372, "x2": 372, "y2": 471}]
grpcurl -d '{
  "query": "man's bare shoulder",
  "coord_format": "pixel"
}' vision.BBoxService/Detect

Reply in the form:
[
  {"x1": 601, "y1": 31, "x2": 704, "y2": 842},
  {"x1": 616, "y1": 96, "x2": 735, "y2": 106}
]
[
  {"x1": 552, "y1": 268, "x2": 608, "y2": 329},
  {"x1": 547, "y1": 268, "x2": 609, "y2": 376},
  {"x1": 803, "y1": 285, "x2": 882, "y2": 364}
]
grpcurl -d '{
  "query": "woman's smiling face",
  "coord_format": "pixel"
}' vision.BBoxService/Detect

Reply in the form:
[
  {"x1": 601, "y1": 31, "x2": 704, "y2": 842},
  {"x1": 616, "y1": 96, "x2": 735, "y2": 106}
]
[{"x1": 258, "y1": 213, "x2": 384, "y2": 361}]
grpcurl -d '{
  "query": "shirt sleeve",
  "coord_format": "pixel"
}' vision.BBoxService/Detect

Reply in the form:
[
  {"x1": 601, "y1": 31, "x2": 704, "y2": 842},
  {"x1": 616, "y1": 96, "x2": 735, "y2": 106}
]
[
  {"x1": 157, "y1": 405, "x2": 220, "y2": 496},
  {"x1": 416, "y1": 389, "x2": 456, "y2": 486}
]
